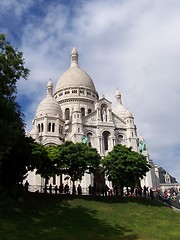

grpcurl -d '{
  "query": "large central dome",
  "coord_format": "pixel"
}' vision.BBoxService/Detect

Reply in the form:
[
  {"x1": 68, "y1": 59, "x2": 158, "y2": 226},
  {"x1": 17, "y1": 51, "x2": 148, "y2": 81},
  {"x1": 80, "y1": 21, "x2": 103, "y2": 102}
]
[{"x1": 54, "y1": 48, "x2": 97, "y2": 93}]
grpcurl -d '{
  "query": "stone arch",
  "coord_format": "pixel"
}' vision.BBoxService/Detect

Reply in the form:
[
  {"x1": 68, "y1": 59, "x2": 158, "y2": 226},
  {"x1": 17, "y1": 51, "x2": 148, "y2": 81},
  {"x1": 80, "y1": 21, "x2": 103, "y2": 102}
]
[{"x1": 117, "y1": 134, "x2": 124, "y2": 144}]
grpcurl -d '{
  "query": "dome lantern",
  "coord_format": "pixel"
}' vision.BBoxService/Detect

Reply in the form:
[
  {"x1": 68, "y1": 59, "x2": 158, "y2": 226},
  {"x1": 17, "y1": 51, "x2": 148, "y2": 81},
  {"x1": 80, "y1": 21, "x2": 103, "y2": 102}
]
[
  {"x1": 47, "y1": 79, "x2": 53, "y2": 96},
  {"x1": 70, "y1": 47, "x2": 79, "y2": 68},
  {"x1": 115, "y1": 89, "x2": 122, "y2": 104},
  {"x1": 54, "y1": 48, "x2": 98, "y2": 100}
]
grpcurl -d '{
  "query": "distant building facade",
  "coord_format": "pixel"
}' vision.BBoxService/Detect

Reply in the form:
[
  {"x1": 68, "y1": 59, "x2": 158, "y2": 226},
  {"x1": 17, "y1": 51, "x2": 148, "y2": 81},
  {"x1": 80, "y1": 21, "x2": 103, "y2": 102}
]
[
  {"x1": 158, "y1": 167, "x2": 180, "y2": 192},
  {"x1": 27, "y1": 48, "x2": 159, "y2": 193}
]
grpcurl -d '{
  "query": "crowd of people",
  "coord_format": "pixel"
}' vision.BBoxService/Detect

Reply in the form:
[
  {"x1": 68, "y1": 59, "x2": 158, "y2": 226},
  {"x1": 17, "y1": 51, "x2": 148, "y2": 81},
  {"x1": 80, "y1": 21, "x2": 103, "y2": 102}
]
[
  {"x1": 43, "y1": 183, "x2": 83, "y2": 195},
  {"x1": 158, "y1": 187, "x2": 180, "y2": 203},
  {"x1": 23, "y1": 180, "x2": 180, "y2": 206}
]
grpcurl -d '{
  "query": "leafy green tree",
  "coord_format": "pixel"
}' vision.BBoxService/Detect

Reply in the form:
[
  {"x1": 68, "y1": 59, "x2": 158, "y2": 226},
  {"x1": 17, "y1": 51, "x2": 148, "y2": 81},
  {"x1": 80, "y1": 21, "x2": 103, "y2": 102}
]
[
  {"x1": 29, "y1": 142, "x2": 56, "y2": 186},
  {"x1": 29, "y1": 141, "x2": 100, "y2": 192},
  {"x1": 102, "y1": 144, "x2": 150, "y2": 196},
  {"x1": 46, "y1": 145, "x2": 65, "y2": 175},
  {"x1": 57, "y1": 141, "x2": 101, "y2": 190},
  {"x1": 0, "y1": 34, "x2": 29, "y2": 190}
]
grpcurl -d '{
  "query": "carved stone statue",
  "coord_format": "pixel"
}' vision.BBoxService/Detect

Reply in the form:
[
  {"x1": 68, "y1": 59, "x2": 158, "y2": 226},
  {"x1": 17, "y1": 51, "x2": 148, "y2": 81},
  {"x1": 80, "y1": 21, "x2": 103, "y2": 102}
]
[{"x1": 101, "y1": 107, "x2": 107, "y2": 122}]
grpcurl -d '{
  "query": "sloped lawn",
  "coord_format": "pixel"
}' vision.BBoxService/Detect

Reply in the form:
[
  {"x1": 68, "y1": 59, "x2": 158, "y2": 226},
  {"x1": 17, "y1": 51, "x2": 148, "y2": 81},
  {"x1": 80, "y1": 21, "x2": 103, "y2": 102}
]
[{"x1": 0, "y1": 193, "x2": 179, "y2": 240}]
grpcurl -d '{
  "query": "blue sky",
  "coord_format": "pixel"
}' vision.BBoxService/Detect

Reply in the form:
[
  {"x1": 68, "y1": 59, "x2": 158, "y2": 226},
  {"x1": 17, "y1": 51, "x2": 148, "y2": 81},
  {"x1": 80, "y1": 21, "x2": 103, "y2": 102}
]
[{"x1": 1, "y1": 0, "x2": 180, "y2": 182}]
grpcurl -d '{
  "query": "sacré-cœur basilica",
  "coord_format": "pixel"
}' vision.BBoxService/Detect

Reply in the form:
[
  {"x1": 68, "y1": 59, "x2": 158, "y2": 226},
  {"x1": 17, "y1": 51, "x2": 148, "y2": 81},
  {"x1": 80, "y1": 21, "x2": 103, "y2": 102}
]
[{"x1": 27, "y1": 47, "x2": 160, "y2": 194}]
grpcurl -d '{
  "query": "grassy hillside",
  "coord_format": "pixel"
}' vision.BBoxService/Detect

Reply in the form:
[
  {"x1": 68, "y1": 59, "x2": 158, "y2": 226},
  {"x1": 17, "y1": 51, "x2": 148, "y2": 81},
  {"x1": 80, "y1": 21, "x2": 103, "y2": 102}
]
[{"x1": 0, "y1": 193, "x2": 179, "y2": 240}]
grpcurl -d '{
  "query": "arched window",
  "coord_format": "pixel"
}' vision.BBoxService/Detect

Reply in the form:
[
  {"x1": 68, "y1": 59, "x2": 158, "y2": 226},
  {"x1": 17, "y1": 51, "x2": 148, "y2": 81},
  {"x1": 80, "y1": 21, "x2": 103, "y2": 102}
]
[
  {"x1": 52, "y1": 123, "x2": 55, "y2": 132},
  {"x1": 103, "y1": 131, "x2": 110, "y2": 150},
  {"x1": 81, "y1": 107, "x2": 85, "y2": 117},
  {"x1": 41, "y1": 123, "x2": 44, "y2": 132},
  {"x1": 48, "y1": 123, "x2": 51, "y2": 132},
  {"x1": 38, "y1": 124, "x2": 40, "y2": 132},
  {"x1": 87, "y1": 132, "x2": 93, "y2": 147},
  {"x1": 65, "y1": 108, "x2": 70, "y2": 120},
  {"x1": 117, "y1": 134, "x2": 123, "y2": 144},
  {"x1": 88, "y1": 109, "x2": 92, "y2": 114}
]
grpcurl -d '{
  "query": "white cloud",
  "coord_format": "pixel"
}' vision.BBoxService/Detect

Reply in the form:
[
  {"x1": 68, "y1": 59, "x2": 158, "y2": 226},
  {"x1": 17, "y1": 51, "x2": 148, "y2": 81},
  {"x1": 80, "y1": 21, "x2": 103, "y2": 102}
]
[{"x1": 3, "y1": 0, "x2": 180, "y2": 182}]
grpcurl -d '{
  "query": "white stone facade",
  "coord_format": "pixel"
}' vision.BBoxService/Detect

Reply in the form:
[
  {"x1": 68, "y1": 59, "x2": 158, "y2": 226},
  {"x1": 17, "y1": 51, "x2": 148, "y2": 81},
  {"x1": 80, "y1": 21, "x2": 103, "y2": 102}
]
[{"x1": 27, "y1": 48, "x2": 159, "y2": 193}]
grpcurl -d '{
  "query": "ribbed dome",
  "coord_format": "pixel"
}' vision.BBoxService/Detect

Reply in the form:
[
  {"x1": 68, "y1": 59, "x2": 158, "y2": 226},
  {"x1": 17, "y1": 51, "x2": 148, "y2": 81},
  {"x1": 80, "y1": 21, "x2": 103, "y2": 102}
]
[
  {"x1": 55, "y1": 48, "x2": 97, "y2": 93},
  {"x1": 55, "y1": 67, "x2": 96, "y2": 92},
  {"x1": 36, "y1": 95, "x2": 62, "y2": 117},
  {"x1": 36, "y1": 80, "x2": 62, "y2": 117}
]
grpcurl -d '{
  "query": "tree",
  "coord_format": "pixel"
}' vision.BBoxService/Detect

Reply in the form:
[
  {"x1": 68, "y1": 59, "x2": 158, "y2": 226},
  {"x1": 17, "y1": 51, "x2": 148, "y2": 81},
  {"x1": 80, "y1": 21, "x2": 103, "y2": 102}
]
[
  {"x1": 29, "y1": 141, "x2": 100, "y2": 193},
  {"x1": 102, "y1": 144, "x2": 150, "y2": 196},
  {"x1": 29, "y1": 142, "x2": 55, "y2": 186},
  {"x1": 57, "y1": 141, "x2": 101, "y2": 191},
  {"x1": 0, "y1": 136, "x2": 34, "y2": 189},
  {"x1": 0, "y1": 34, "x2": 29, "y2": 190}
]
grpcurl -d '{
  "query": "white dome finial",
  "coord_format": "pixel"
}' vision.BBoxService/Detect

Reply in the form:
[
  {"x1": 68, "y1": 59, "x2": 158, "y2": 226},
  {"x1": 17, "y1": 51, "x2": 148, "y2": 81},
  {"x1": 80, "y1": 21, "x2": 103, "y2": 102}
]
[
  {"x1": 71, "y1": 47, "x2": 79, "y2": 67},
  {"x1": 47, "y1": 79, "x2": 53, "y2": 96}
]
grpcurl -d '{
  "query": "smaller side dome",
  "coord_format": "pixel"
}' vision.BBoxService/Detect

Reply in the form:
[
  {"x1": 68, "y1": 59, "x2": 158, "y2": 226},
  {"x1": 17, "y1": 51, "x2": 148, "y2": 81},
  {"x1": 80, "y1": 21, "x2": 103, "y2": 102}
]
[
  {"x1": 36, "y1": 80, "x2": 62, "y2": 118},
  {"x1": 113, "y1": 89, "x2": 126, "y2": 118},
  {"x1": 124, "y1": 108, "x2": 133, "y2": 118}
]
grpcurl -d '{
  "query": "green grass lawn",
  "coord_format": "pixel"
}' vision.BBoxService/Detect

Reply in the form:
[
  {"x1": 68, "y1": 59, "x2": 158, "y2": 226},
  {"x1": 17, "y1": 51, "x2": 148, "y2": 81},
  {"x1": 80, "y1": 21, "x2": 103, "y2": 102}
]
[{"x1": 0, "y1": 193, "x2": 179, "y2": 240}]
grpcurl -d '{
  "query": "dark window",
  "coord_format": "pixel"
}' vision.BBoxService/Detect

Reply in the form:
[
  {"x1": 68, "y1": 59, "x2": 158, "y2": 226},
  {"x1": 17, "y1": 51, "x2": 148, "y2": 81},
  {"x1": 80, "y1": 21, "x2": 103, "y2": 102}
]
[
  {"x1": 81, "y1": 107, "x2": 85, "y2": 117},
  {"x1": 52, "y1": 123, "x2": 55, "y2": 132},
  {"x1": 65, "y1": 108, "x2": 70, "y2": 120},
  {"x1": 41, "y1": 123, "x2": 44, "y2": 132},
  {"x1": 53, "y1": 175, "x2": 56, "y2": 185},
  {"x1": 72, "y1": 90, "x2": 77, "y2": 93},
  {"x1": 88, "y1": 109, "x2": 91, "y2": 114},
  {"x1": 48, "y1": 123, "x2": 51, "y2": 132},
  {"x1": 80, "y1": 90, "x2": 85, "y2": 94},
  {"x1": 87, "y1": 132, "x2": 92, "y2": 147},
  {"x1": 103, "y1": 131, "x2": 110, "y2": 150}
]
